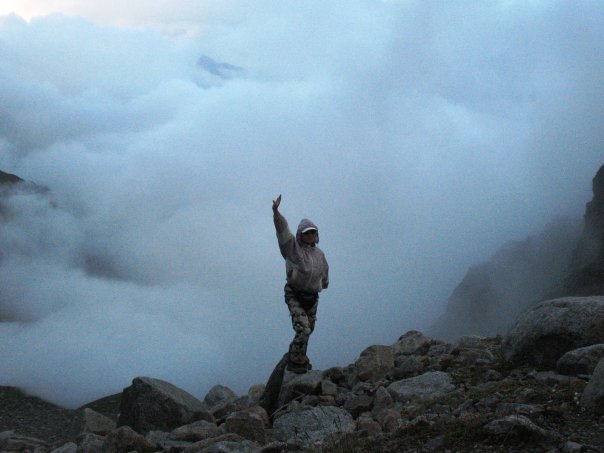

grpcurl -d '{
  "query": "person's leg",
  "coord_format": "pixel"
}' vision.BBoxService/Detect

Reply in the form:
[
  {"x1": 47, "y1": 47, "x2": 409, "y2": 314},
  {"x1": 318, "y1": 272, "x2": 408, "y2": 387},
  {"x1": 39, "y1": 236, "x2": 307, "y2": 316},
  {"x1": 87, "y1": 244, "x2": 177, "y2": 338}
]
[{"x1": 287, "y1": 299, "x2": 312, "y2": 372}]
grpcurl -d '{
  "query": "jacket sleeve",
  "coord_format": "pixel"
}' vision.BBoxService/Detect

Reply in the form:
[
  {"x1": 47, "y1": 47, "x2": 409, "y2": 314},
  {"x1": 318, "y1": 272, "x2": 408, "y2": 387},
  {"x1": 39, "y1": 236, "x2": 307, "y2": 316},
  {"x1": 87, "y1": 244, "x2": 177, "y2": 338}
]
[
  {"x1": 274, "y1": 211, "x2": 296, "y2": 260},
  {"x1": 322, "y1": 258, "x2": 329, "y2": 289}
]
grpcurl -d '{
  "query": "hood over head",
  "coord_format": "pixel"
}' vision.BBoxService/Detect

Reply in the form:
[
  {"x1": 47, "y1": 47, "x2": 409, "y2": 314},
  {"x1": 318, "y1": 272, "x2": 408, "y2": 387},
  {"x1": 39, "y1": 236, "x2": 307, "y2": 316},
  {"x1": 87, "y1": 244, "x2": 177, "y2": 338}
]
[{"x1": 296, "y1": 218, "x2": 319, "y2": 245}]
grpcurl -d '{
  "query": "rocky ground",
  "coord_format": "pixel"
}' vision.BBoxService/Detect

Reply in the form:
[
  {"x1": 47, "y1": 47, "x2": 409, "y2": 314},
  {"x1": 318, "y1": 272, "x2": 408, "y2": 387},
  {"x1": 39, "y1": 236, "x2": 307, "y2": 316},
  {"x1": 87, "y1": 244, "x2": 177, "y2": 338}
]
[{"x1": 1, "y1": 326, "x2": 603, "y2": 453}]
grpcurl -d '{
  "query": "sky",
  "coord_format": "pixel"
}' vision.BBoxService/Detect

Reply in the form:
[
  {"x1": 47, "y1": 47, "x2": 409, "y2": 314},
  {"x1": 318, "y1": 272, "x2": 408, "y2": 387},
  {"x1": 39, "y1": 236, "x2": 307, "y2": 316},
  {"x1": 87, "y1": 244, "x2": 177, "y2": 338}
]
[{"x1": 0, "y1": 0, "x2": 603, "y2": 408}]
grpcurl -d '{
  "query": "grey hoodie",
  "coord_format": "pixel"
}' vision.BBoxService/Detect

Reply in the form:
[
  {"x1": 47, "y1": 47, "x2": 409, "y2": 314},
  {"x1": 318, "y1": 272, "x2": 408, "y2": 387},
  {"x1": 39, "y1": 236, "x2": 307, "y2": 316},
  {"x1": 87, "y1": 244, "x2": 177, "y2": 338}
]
[{"x1": 274, "y1": 213, "x2": 329, "y2": 294}]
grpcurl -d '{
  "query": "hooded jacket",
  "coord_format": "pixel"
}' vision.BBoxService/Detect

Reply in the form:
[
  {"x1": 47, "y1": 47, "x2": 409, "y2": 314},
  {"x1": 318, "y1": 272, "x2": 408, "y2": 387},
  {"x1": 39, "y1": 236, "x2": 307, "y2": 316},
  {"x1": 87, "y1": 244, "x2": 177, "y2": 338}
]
[{"x1": 274, "y1": 213, "x2": 329, "y2": 294}]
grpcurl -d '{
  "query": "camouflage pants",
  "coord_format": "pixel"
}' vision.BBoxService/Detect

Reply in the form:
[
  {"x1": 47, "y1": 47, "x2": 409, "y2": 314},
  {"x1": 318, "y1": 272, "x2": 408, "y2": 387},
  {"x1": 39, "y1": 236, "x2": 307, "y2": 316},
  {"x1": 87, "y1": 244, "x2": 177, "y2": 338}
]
[{"x1": 284, "y1": 284, "x2": 318, "y2": 368}]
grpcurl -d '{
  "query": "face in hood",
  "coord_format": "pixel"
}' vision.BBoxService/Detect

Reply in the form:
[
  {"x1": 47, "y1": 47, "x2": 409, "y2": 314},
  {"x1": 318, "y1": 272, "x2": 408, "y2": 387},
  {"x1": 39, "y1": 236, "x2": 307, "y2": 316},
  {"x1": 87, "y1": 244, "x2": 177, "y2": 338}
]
[{"x1": 296, "y1": 218, "x2": 319, "y2": 245}]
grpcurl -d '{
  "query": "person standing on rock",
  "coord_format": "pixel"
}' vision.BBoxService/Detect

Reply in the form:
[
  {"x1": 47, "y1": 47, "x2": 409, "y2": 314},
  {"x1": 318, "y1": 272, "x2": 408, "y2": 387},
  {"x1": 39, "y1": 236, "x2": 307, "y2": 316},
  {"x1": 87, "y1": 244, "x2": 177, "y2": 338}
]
[{"x1": 272, "y1": 194, "x2": 329, "y2": 373}]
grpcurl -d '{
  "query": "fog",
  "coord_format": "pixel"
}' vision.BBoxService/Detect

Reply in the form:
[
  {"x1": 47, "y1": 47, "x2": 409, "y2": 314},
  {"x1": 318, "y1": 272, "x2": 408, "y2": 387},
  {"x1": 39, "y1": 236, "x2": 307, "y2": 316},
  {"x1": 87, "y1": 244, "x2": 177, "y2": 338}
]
[{"x1": 0, "y1": 1, "x2": 603, "y2": 408}]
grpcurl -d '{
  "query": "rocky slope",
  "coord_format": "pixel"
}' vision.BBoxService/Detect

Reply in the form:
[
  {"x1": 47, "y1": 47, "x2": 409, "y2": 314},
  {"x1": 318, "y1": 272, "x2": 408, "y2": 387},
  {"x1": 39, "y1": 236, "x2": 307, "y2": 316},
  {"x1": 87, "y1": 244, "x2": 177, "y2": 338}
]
[{"x1": 1, "y1": 296, "x2": 603, "y2": 452}]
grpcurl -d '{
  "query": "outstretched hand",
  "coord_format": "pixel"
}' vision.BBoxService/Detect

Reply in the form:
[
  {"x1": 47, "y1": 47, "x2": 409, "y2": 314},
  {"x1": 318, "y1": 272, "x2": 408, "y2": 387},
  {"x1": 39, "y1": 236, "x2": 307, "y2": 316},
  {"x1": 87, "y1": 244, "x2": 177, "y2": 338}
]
[{"x1": 272, "y1": 194, "x2": 282, "y2": 212}]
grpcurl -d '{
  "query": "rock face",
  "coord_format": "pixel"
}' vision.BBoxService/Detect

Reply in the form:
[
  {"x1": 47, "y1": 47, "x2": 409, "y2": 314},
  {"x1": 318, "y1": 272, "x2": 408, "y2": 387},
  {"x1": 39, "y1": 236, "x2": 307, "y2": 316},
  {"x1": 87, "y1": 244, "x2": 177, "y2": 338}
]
[
  {"x1": 563, "y1": 164, "x2": 604, "y2": 296},
  {"x1": 428, "y1": 217, "x2": 581, "y2": 341},
  {"x1": 502, "y1": 297, "x2": 604, "y2": 368},
  {"x1": 580, "y1": 358, "x2": 604, "y2": 415},
  {"x1": 117, "y1": 376, "x2": 213, "y2": 434}
]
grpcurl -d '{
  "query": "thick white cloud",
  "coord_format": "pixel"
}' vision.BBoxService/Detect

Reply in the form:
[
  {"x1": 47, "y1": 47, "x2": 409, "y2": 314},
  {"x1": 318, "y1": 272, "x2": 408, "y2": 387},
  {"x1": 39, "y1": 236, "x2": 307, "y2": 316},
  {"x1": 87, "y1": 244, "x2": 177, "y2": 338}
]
[{"x1": 0, "y1": 1, "x2": 603, "y2": 407}]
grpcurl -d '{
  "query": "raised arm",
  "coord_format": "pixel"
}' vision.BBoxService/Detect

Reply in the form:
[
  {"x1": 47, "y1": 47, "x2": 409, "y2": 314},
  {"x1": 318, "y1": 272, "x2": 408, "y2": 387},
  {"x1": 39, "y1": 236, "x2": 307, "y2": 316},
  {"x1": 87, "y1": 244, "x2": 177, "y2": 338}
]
[{"x1": 272, "y1": 194, "x2": 295, "y2": 258}]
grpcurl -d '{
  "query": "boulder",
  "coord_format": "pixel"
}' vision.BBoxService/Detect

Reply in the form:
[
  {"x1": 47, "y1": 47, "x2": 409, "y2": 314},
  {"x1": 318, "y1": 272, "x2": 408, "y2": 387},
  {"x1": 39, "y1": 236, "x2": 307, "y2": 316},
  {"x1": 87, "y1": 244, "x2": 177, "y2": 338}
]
[
  {"x1": 484, "y1": 415, "x2": 555, "y2": 440},
  {"x1": 204, "y1": 385, "x2": 237, "y2": 407},
  {"x1": 168, "y1": 420, "x2": 222, "y2": 442},
  {"x1": 117, "y1": 376, "x2": 213, "y2": 433},
  {"x1": 224, "y1": 406, "x2": 270, "y2": 443},
  {"x1": 50, "y1": 442, "x2": 77, "y2": 453},
  {"x1": 354, "y1": 345, "x2": 394, "y2": 381},
  {"x1": 199, "y1": 439, "x2": 260, "y2": 452},
  {"x1": 387, "y1": 371, "x2": 455, "y2": 402},
  {"x1": 181, "y1": 433, "x2": 245, "y2": 452},
  {"x1": 556, "y1": 344, "x2": 604, "y2": 375},
  {"x1": 580, "y1": 358, "x2": 604, "y2": 415},
  {"x1": 392, "y1": 330, "x2": 431, "y2": 355},
  {"x1": 0, "y1": 431, "x2": 49, "y2": 452},
  {"x1": 80, "y1": 408, "x2": 116, "y2": 436},
  {"x1": 273, "y1": 406, "x2": 354, "y2": 447},
  {"x1": 102, "y1": 426, "x2": 157, "y2": 453},
  {"x1": 277, "y1": 370, "x2": 323, "y2": 407},
  {"x1": 502, "y1": 297, "x2": 604, "y2": 368},
  {"x1": 75, "y1": 433, "x2": 104, "y2": 453}
]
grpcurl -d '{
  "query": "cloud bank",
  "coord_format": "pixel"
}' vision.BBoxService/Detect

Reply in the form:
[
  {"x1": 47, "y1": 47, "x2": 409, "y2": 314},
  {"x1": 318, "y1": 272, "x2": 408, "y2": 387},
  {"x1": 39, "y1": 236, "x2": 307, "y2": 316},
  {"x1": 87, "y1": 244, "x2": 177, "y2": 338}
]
[{"x1": 0, "y1": 1, "x2": 603, "y2": 407}]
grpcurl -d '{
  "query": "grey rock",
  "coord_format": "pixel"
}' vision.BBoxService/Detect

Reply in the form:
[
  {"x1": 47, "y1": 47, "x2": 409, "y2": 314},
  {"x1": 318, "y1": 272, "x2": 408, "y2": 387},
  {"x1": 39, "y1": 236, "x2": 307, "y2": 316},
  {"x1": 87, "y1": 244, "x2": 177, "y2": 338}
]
[
  {"x1": 0, "y1": 430, "x2": 49, "y2": 452},
  {"x1": 387, "y1": 371, "x2": 455, "y2": 402},
  {"x1": 247, "y1": 384, "x2": 265, "y2": 405},
  {"x1": 502, "y1": 297, "x2": 604, "y2": 368},
  {"x1": 343, "y1": 393, "x2": 374, "y2": 418},
  {"x1": 80, "y1": 408, "x2": 116, "y2": 436},
  {"x1": 580, "y1": 358, "x2": 604, "y2": 415},
  {"x1": 354, "y1": 345, "x2": 394, "y2": 381},
  {"x1": 273, "y1": 406, "x2": 354, "y2": 447},
  {"x1": 51, "y1": 442, "x2": 77, "y2": 453},
  {"x1": 320, "y1": 379, "x2": 338, "y2": 396},
  {"x1": 200, "y1": 439, "x2": 260, "y2": 452},
  {"x1": 393, "y1": 355, "x2": 425, "y2": 378},
  {"x1": 117, "y1": 376, "x2": 213, "y2": 433},
  {"x1": 204, "y1": 385, "x2": 237, "y2": 407},
  {"x1": 169, "y1": 420, "x2": 222, "y2": 442},
  {"x1": 181, "y1": 433, "x2": 245, "y2": 452},
  {"x1": 102, "y1": 425, "x2": 157, "y2": 453},
  {"x1": 224, "y1": 407, "x2": 270, "y2": 443},
  {"x1": 355, "y1": 415, "x2": 382, "y2": 436},
  {"x1": 258, "y1": 441, "x2": 288, "y2": 453},
  {"x1": 76, "y1": 433, "x2": 105, "y2": 453},
  {"x1": 453, "y1": 335, "x2": 490, "y2": 350},
  {"x1": 484, "y1": 415, "x2": 555, "y2": 440},
  {"x1": 277, "y1": 370, "x2": 323, "y2": 407},
  {"x1": 557, "y1": 344, "x2": 604, "y2": 375},
  {"x1": 372, "y1": 386, "x2": 394, "y2": 415},
  {"x1": 392, "y1": 330, "x2": 431, "y2": 355},
  {"x1": 563, "y1": 441, "x2": 584, "y2": 452}
]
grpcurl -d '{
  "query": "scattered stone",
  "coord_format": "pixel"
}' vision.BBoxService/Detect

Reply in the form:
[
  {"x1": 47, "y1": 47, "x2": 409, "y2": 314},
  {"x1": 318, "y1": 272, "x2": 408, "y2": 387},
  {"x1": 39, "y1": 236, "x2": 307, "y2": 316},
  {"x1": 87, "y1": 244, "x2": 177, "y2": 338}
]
[
  {"x1": 195, "y1": 439, "x2": 259, "y2": 453},
  {"x1": 557, "y1": 344, "x2": 604, "y2": 375},
  {"x1": 50, "y1": 442, "x2": 77, "y2": 453},
  {"x1": 393, "y1": 331, "x2": 431, "y2": 355},
  {"x1": 393, "y1": 355, "x2": 425, "y2": 378},
  {"x1": 354, "y1": 345, "x2": 395, "y2": 381},
  {"x1": 277, "y1": 370, "x2": 323, "y2": 407},
  {"x1": 502, "y1": 296, "x2": 604, "y2": 368},
  {"x1": 484, "y1": 369, "x2": 503, "y2": 381},
  {"x1": 484, "y1": 415, "x2": 555, "y2": 440},
  {"x1": 273, "y1": 406, "x2": 354, "y2": 447},
  {"x1": 168, "y1": 419, "x2": 222, "y2": 442},
  {"x1": 563, "y1": 440, "x2": 584, "y2": 452},
  {"x1": 181, "y1": 433, "x2": 245, "y2": 452},
  {"x1": 224, "y1": 407, "x2": 270, "y2": 443},
  {"x1": 343, "y1": 393, "x2": 374, "y2": 419},
  {"x1": 76, "y1": 433, "x2": 105, "y2": 453},
  {"x1": 80, "y1": 408, "x2": 116, "y2": 436},
  {"x1": 580, "y1": 358, "x2": 604, "y2": 415},
  {"x1": 0, "y1": 430, "x2": 49, "y2": 452},
  {"x1": 102, "y1": 425, "x2": 157, "y2": 453},
  {"x1": 247, "y1": 384, "x2": 265, "y2": 405},
  {"x1": 387, "y1": 371, "x2": 455, "y2": 402},
  {"x1": 356, "y1": 415, "x2": 382, "y2": 436},
  {"x1": 204, "y1": 385, "x2": 237, "y2": 407},
  {"x1": 117, "y1": 376, "x2": 213, "y2": 433}
]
